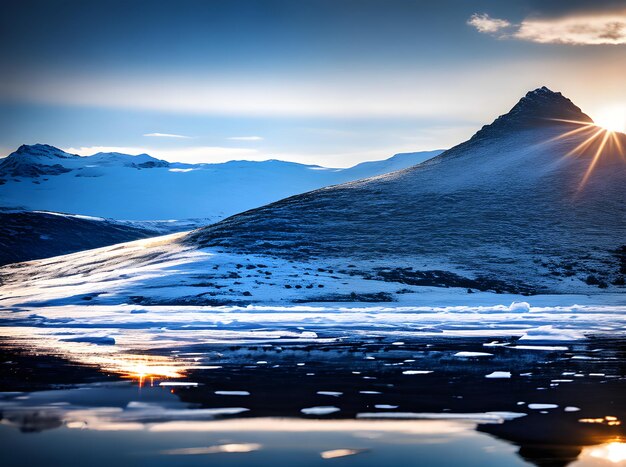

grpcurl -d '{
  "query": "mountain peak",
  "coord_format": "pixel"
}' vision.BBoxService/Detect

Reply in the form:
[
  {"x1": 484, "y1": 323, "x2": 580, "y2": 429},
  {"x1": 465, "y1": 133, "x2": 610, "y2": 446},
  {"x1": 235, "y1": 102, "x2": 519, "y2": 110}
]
[
  {"x1": 13, "y1": 144, "x2": 77, "y2": 160},
  {"x1": 508, "y1": 86, "x2": 592, "y2": 122},
  {"x1": 471, "y1": 87, "x2": 593, "y2": 141}
]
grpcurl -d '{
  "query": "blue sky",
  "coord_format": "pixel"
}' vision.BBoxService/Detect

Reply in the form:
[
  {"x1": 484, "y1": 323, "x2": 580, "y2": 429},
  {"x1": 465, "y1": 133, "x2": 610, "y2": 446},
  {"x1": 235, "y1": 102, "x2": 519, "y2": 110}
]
[{"x1": 1, "y1": 0, "x2": 625, "y2": 166}]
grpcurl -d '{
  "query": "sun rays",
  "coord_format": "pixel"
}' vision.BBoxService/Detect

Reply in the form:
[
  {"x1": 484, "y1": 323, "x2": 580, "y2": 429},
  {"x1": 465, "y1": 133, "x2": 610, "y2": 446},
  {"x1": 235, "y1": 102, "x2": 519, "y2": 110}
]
[{"x1": 546, "y1": 118, "x2": 626, "y2": 190}]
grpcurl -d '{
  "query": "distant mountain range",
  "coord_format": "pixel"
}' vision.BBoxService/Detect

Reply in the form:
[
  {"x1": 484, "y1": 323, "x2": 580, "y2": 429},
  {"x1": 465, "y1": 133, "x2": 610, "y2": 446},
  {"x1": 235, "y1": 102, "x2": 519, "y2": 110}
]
[
  {"x1": 1, "y1": 87, "x2": 624, "y2": 306},
  {"x1": 0, "y1": 145, "x2": 443, "y2": 221}
]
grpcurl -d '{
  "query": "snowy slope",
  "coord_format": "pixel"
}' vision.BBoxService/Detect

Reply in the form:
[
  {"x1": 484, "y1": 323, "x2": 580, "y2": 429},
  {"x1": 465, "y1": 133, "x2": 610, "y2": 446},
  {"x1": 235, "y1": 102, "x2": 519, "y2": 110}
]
[
  {"x1": 0, "y1": 210, "x2": 164, "y2": 265},
  {"x1": 0, "y1": 87, "x2": 624, "y2": 307},
  {"x1": 0, "y1": 146, "x2": 442, "y2": 221}
]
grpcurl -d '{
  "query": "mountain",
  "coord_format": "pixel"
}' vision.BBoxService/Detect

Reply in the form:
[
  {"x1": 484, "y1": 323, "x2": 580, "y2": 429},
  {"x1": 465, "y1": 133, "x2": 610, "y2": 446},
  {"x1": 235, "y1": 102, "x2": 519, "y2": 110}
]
[
  {"x1": 0, "y1": 210, "x2": 163, "y2": 266},
  {"x1": 0, "y1": 87, "x2": 624, "y2": 307},
  {"x1": 0, "y1": 145, "x2": 442, "y2": 222},
  {"x1": 185, "y1": 87, "x2": 625, "y2": 293}
]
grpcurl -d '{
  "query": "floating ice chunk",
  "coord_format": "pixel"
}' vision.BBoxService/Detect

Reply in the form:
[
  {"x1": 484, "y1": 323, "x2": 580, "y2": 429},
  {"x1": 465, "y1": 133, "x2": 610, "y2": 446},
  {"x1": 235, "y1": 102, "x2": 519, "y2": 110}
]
[
  {"x1": 300, "y1": 331, "x2": 318, "y2": 338},
  {"x1": 564, "y1": 407, "x2": 581, "y2": 412},
  {"x1": 162, "y1": 443, "x2": 261, "y2": 455},
  {"x1": 360, "y1": 391, "x2": 381, "y2": 394},
  {"x1": 512, "y1": 345, "x2": 569, "y2": 351},
  {"x1": 402, "y1": 370, "x2": 433, "y2": 375},
  {"x1": 392, "y1": 342, "x2": 404, "y2": 346},
  {"x1": 301, "y1": 406, "x2": 341, "y2": 415},
  {"x1": 215, "y1": 391, "x2": 250, "y2": 396},
  {"x1": 320, "y1": 449, "x2": 367, "y2": 459},
  {"x1": 528, "y1": 403, "x2": 558, "y2": 410},
  {"x1": 508, "y1": 302, "x2": 531, "y2": 313},
  {"x1": 317, "y1": 391, "x2": 343, "y2": 397},
  {"x1": 454, "y1": 352, "x2": 493, "y2": 357},
  {"x1": 356, "y1": 412, "x2": 526, "y2": 423},
  {"x1": 483, "y1": 341, "x2": 509, "y2": 347},
  {"x1": 485, "y1": 371, "x2": 511, "y2": 379},
  {"x1": 375, "y1": 405, "x2": 398, "y2": 409},
  {"x1": 520, "y1": 325, "x2": 583, "y2": 341}
]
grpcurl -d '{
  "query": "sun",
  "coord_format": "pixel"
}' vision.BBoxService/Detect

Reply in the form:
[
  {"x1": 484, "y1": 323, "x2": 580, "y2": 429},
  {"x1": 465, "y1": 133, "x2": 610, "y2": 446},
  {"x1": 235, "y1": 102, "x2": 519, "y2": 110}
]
[{"x1": 593, "y1": 106, "x2": 626, "y2": 133}]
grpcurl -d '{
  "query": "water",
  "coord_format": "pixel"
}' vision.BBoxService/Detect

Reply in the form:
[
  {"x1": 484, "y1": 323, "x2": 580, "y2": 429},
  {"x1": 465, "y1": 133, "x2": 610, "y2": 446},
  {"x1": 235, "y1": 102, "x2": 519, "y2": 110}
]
[{"x1": 1, "y1": 335, "x2": 624, "y2": 466}]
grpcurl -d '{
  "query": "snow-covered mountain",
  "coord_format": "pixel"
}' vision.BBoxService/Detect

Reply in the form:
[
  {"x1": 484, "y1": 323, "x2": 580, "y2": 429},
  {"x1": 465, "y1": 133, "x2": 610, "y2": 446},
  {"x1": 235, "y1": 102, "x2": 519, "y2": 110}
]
[
  {"x1": 188, "y1": 87, "x2": 625, "y2": 293},
  {"x1": 0, "y1": 145, "x2": 442, "y2": 221},
  {"x1": 1, "y1": 87, "x2": 624, "y2": 308}
]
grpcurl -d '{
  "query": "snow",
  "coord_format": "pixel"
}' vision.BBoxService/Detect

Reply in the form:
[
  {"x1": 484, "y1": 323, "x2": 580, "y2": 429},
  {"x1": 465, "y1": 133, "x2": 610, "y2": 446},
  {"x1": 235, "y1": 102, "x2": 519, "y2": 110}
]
[{"x1": 0, "y1": 145, "x2": 442, "y2": 221}]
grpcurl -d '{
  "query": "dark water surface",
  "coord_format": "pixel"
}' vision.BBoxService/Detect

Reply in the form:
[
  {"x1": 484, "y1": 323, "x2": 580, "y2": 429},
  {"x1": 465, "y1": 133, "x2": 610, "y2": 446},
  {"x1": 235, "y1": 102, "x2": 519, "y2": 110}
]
[{"x1": 0, "y1": 337, "x2": 624, "y2": 466}]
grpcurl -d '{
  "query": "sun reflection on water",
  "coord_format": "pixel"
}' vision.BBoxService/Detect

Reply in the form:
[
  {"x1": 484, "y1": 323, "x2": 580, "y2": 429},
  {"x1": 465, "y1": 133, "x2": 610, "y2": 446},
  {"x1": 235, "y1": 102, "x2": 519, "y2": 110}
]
[{"x1": 580, "y1": 441, "x2": 626, "y2": 464}]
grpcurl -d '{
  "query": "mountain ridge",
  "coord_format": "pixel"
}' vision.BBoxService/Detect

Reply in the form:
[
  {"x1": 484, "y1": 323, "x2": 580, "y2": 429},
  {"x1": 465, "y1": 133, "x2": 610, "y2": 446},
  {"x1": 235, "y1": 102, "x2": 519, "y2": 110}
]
[{"x1": 0, "y1": 145, "x2": 444, "y2": 220}]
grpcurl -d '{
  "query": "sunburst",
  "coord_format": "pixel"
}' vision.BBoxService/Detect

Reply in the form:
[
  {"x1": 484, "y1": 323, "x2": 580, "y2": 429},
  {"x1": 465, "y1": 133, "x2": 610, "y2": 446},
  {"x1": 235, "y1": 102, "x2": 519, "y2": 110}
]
[{"x1": 546, "y1": 117, "x2": 625, "y2": 190}]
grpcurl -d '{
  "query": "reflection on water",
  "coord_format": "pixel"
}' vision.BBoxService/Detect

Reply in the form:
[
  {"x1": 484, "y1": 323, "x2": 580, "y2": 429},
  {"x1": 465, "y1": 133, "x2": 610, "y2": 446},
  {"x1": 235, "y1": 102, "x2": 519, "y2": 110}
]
[
  {"x1": 1, "y1": 333, "x2": 625, "y2": 467},
  {"x1": 579, "y1": 442, "x2": 626, "y2": 464}
]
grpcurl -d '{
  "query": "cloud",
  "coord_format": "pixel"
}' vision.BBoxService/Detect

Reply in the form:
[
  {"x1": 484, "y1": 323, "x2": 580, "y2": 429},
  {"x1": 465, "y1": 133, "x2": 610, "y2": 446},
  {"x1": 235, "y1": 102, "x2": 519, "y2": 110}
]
[
  {"x1": 515, "y1": 14, "x2": 626, "y2": 45},
  {"x1": 143, "y1": 132, "x2": 190, "y2": 138},
  {"x1": 64, "y1": 146, "x2": 260, "y2": 164},
  {"x1": 227, "y1": 136, "x2": 264, "y2": 141},
  {"x1": 467, "y1": 14, "x2": 511, "y2": 34},
  {"x1": 469, "y1": 10, "x2": 626, "y2": 45}
]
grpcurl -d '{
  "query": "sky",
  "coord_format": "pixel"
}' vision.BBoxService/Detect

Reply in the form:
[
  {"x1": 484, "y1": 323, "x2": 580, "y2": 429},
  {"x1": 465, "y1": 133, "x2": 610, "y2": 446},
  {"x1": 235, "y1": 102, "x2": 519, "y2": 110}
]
[{"x1": 1, "y1": 0, "x2": 625, "y2": 167}]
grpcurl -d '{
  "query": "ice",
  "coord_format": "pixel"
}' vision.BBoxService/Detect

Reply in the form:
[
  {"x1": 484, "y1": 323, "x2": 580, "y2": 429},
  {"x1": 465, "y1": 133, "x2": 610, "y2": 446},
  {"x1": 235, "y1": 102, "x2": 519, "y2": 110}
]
[
  {"x1": 485, "y1": 371, "x2": 511, "y2": 379},
  {"x1": 564, "y1": 406, "x2": 581, "y2": 412},
  {"x1": 161, "y1": 443, "x2": 262, "y2": 455},
  {"x1": 512, "y1": 345, "x2": 569, "y2": 351},
  {"x1": 320, "y1": 449, "x2": 367, "y2": 459},
  {"x1": 356, "y1": 412, "x2": 527, "y2": 423},
  {"x1": 528, "y1": 404, "x2": 558, "y2": 410},
  {"x1": 402, "y1": 370, "x2": 433, "y2": 375},
  {"x1": 214, "y1": 391, "x2": 250, "y2": 396},
  {"x1": 301, "y1": 406, "x2": 341, "y2": 415},
  {"x1": 507, "y1": 302, "x2": 531, "y2": 313},
  {"x1": 317, "y1": 391, "x2": 343, "y2": 397},
  {"x1": 454, "y1": 352, "x2": 493, "y2": 357}
]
